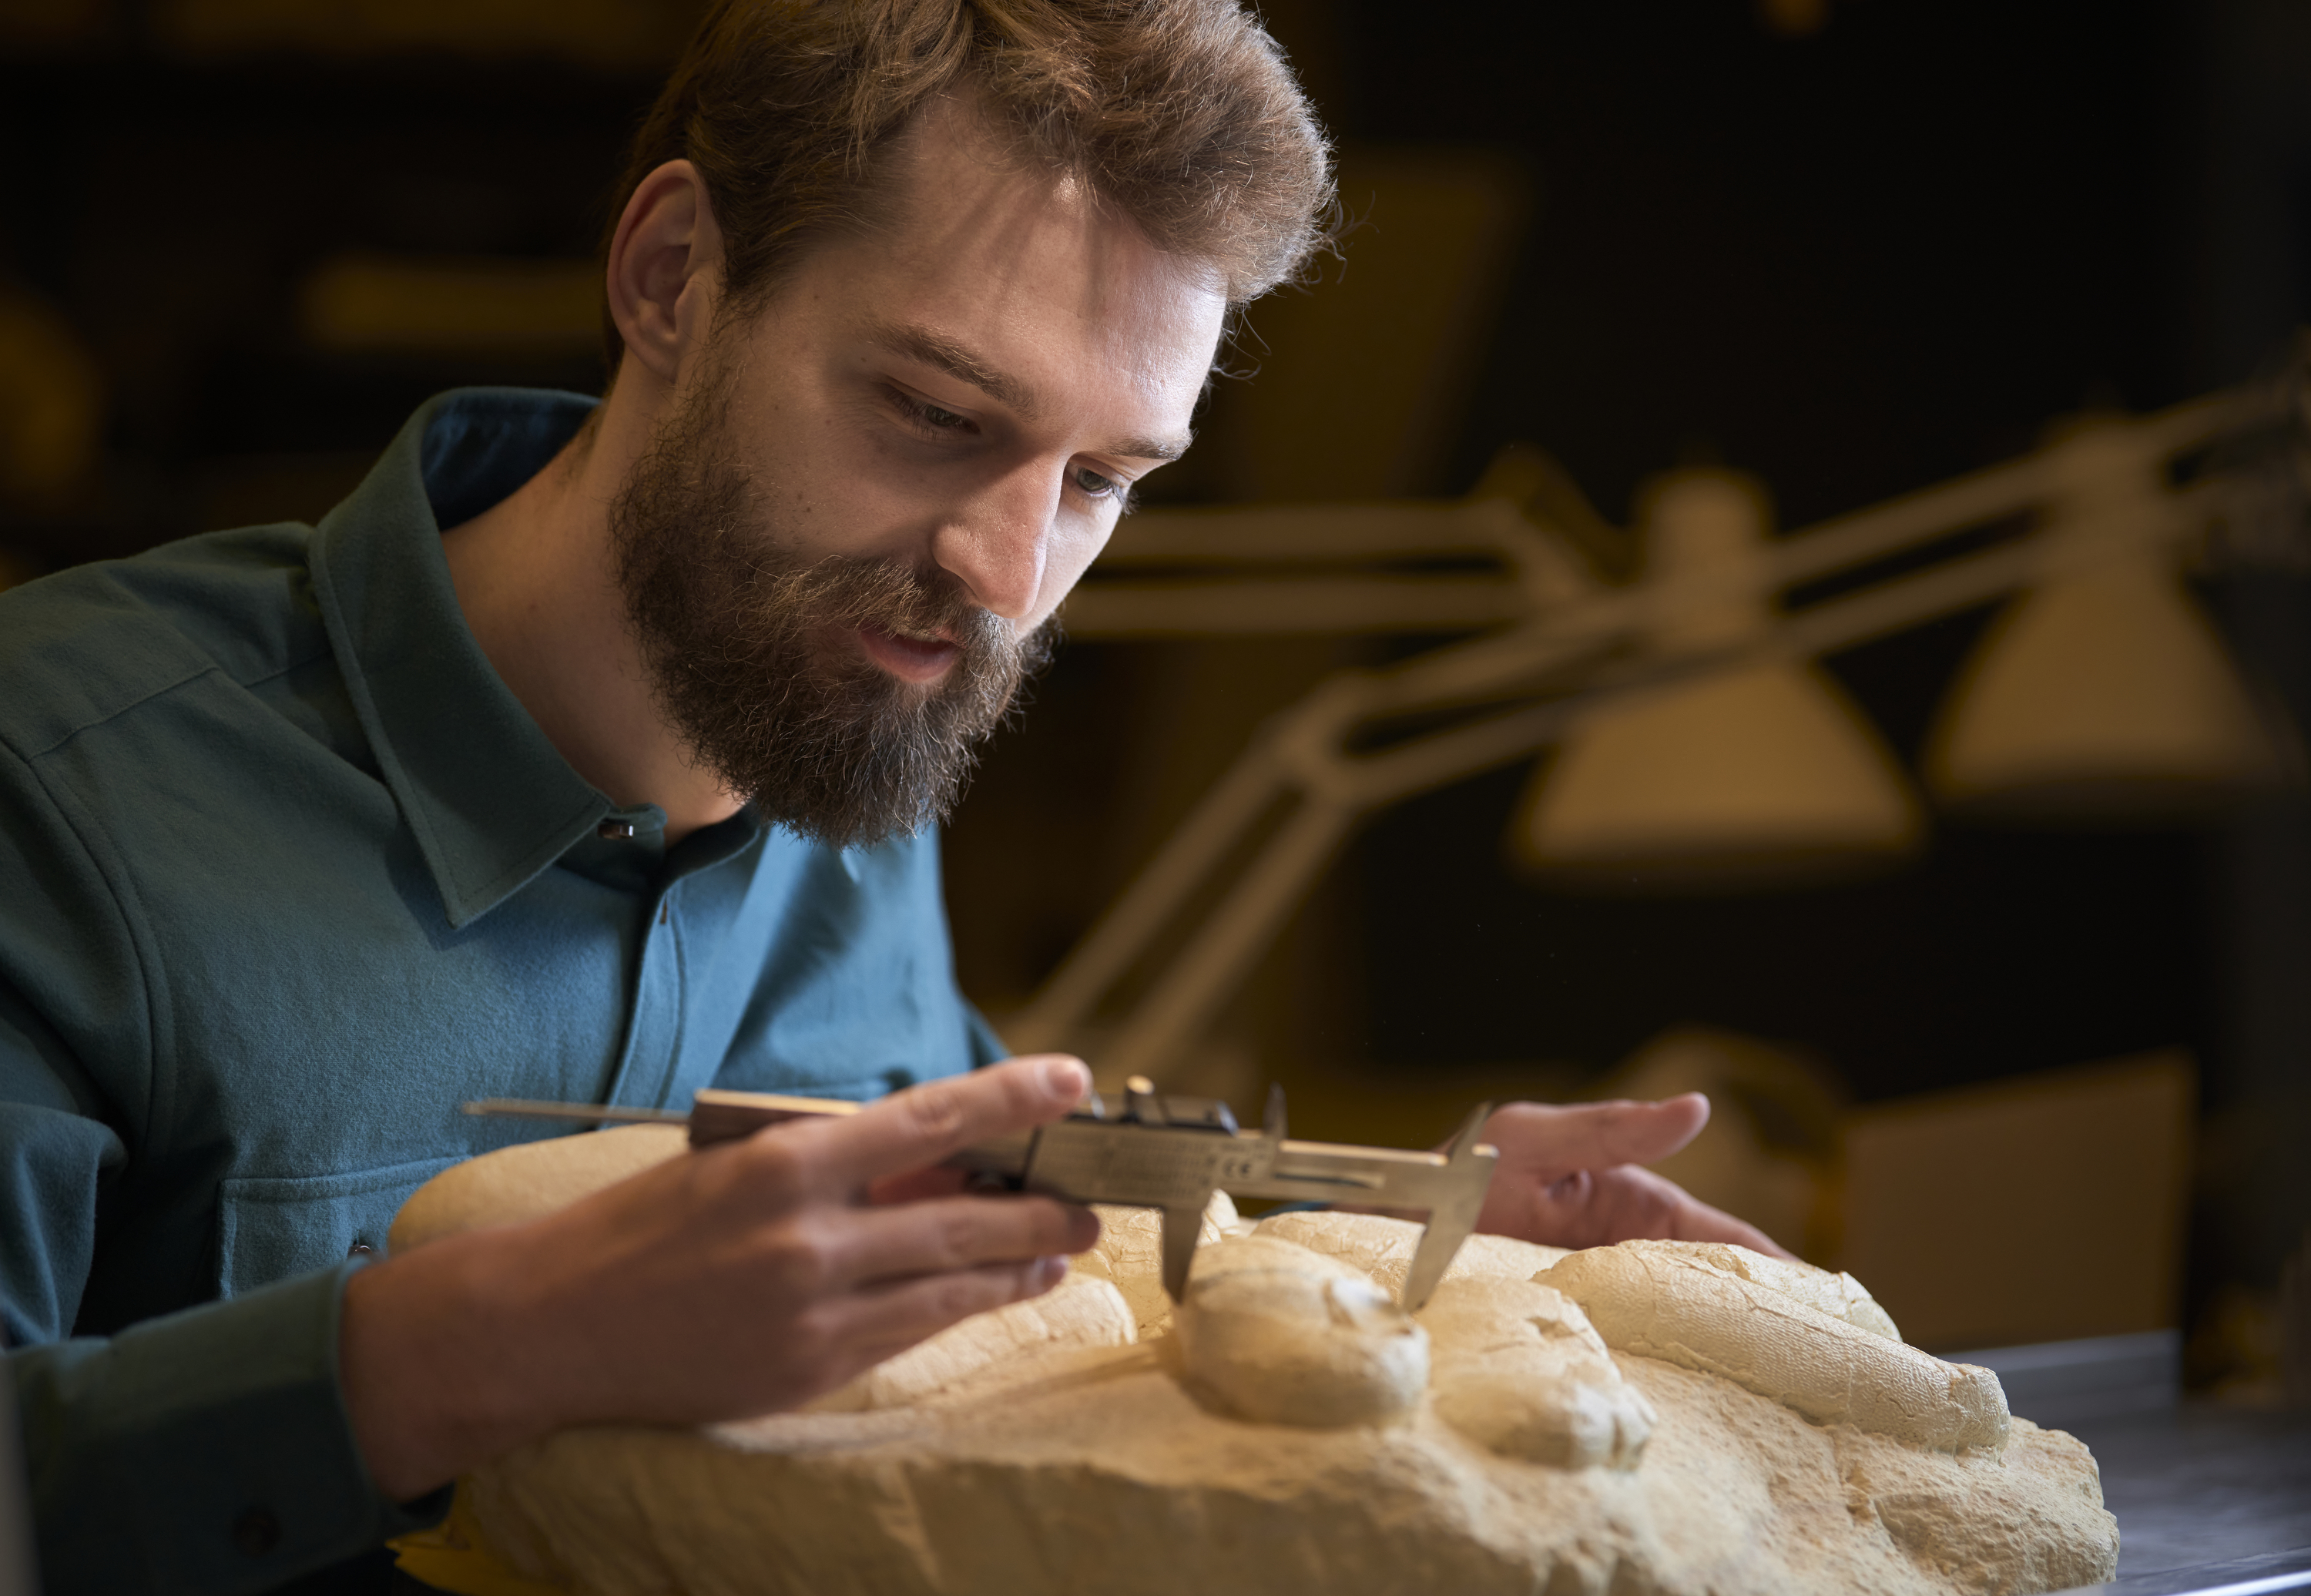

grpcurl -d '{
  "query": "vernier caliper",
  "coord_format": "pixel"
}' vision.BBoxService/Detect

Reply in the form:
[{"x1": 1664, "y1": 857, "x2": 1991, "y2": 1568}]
[{"x1": 463, "y1": 1079, "x2": 1498, "y2": 1310}]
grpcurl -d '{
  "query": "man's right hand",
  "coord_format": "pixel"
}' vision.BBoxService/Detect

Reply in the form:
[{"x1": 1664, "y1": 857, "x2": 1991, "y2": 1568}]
[{"x1": 340, "y1": 1054, "x2": 1098, "y2": 1500}]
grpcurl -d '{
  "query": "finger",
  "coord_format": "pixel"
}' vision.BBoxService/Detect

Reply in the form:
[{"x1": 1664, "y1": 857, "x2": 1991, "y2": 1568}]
[
  {"x1": 799, "y1": 1055, "x2": 1089, "y2": 1192},
  {"x1": 1489, "y1": 1094, "x2": 1710, "y2": 1177},
  {"x1": 1663, "y1": 1185, "x2": 1797, "y2": 1259},
  {"x1": 1574, "y1": 1166, "x2": 1796, "y2": 1259},
  {"x1": 826, "y1": 1194, "x2": 1099, "y2": 1288},
  {"x1": 864, "y1": 1165, "x2": 972, "y2": 1206},
  {"x1": 825, "y1": 1254, "x2": 1072, "y2": 1372}
]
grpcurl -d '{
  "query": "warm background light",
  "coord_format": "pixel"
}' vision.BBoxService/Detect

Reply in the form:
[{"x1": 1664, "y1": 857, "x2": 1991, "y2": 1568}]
[{"x1": 1514, "y1": 469, "x2": 1924, "y2": 887}]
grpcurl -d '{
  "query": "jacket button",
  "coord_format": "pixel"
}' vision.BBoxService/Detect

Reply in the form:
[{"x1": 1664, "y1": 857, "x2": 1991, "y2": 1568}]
[
  {"x1": 598, "y1": 819, "x2": 636, "y2": 840},
  {"x1": 232, "y1": 1506, "x2": 280, "y2": 1557},
  {"x1": 348, "y1": 1240, "x2": 374, "y2": 1257}
]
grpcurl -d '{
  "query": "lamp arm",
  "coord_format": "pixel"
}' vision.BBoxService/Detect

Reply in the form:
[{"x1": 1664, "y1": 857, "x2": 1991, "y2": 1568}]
[
  {"x1": 1012, "y1": 387, "x2": 2266, "y2": 1080},
  {"x1": 1088, "y1": 797, "x2": 1359, "y2": 1085},
  {"x1": 1358, "y1": 394, "x2": 2248, "y2": 717},
  {"x1": 1092, "y1": 500, "x2": 1507, "y2": 567},
  {"x1": 1008, "y1": 626, "x2": 1632, "y2": 1072},
  {"x1": 1776, "y1": 474, "x2": 2221, "y2": 661},
  {"x1": 1014, "y1": 481, "x2": 2227, "y2": 1080},
  {"x1": 1005, "y1": 734, "x2": 1293, "y2": 1053},
  {"x1": 1062, "y1": 574, "x2": 1531, "y2": 638},
  {"x1": 1400, "y1": 473, "x2": 2223, "y2": 749},
  {"x1": 1075, "y1": 391, "x2": 2251, "y2": 646},
  {"x1": 1041, "y1": 689, "x2": 1620, "y2": 1083},
  {"x1": 1008, "y1": 600, "x2": 1639, "y2": 1061},
  {"x1": 1758, "y1": 391, "x2": 2240, "y2": 594}
]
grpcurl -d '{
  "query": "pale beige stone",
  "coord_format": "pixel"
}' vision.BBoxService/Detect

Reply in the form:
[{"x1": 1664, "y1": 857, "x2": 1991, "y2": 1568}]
[
  {"x1": 1254, "y1": 1210, "x2": 1572, "y2": 1305},
  {"x1": 804, "y1": 1272, "x2": 1135, "y2": 1413},
  {"x1": 1255, "y1": 1209, "x2": 1423, "y2": 1298},
  {"x1": 463, "y1": 1357, "x2": 2115, "y2": 1596},
  {"x1": 1065, "y1": 1195, "x2": 1237, "y2": 1338},
  {"x1": 1203, "y1": 1189, "x2": 1241, "y2": 1232},
  {"x1": 1540, "y1": 1242, "x2": 2007, "y2": 1452},
  {"x1": 1446, "y1": 1229, "x2": 1575, "y2": 1284},
  {"x1": 1172, "y1": 1236, "x2": 1428, "y2": 1427},
  {"x1": 389, "y1": 1123, "x2": 689, "y2": 1254},
  {"x1": 1189, "y1": 1229, "x2": 1367, "y2": 1286},
  {"x1": 396, "y1": 1132, "x2": 2115, "y2": 1596},
  {"x1": 1634, "y1": 1239, "x2": 1902, "y2": 1340},
  {"x1": 1417, "y1": 1275, "x2": 1654, "y2": 1469}
]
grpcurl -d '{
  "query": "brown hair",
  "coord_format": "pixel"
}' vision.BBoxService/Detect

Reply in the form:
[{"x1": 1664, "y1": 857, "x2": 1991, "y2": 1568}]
[{"x1": 602, "y1": 0, "x2": 1334, "y2": 367}]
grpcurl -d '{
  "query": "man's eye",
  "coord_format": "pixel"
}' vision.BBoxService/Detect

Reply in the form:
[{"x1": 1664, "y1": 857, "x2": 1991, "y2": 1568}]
[
  {"x1": 891, "y1": 388, "x2": 972, "y2": 434},
  {"x1": 1070, "y1": 464, "x2": 1121, "y2": 499}
]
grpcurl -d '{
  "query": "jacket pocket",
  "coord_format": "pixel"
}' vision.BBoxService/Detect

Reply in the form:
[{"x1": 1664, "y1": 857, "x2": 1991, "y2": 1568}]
[{"x1": 216, "y1": 1156, "x2": 460, "y2": 1297}]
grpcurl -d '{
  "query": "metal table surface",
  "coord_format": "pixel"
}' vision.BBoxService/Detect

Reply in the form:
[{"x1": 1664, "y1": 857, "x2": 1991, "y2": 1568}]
[
  {"x1": 1941, "y1": 1333, "x2": 2309, "y2": 1595},
  {"x1": 2048, "y1": 1403, "x2": 2311, "y2": 1594}
]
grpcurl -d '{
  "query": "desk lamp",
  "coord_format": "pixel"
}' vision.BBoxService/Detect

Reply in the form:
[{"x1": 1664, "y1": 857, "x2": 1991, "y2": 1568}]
[{"x1": 1017, "y1": 354, "x2": 2309, "y2": 1085}]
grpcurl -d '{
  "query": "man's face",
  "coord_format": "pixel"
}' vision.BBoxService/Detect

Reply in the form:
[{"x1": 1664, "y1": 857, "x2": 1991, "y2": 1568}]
[{"x1": 611, "y1": 107, "x2": 1227, "y2": 848}]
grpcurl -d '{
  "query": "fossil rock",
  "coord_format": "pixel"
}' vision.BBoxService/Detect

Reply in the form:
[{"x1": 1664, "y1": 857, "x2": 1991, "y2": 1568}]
[{"x1": 391, "y1": 1134, "x2": 2118, "y2": 1596}]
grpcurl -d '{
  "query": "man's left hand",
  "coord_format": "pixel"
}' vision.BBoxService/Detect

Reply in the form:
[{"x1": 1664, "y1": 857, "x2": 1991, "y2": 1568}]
[{"x1": 1472, "y1": 1093, "x2": 1796, "y2": 1259}]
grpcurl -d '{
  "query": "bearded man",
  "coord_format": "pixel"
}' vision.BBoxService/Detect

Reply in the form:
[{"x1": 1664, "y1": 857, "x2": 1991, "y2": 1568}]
[{"x1": 0, "y1": 3, "x2": 1779, "y2": 1591}]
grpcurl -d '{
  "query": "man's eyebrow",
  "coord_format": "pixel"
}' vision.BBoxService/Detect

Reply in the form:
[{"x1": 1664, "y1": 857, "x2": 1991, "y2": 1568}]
[
  {"x1": 1109, "y1": 433, "x2": 1189, "y2": 463},
  {"x1": 863, "y1": 320, "x2": 1040, "y2": 420},
  {"x1": 862, "y1": 318, "x2": 1192, "y2": 463}
]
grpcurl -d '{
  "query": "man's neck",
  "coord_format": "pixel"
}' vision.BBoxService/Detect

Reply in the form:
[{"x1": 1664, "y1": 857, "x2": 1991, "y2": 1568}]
[{"x1": 440, "y1": 375, "x2": 745, "y2": 844}]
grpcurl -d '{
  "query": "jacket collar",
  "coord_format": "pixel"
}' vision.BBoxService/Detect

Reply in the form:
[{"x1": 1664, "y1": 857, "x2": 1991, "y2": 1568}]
[{"x1": 308, "y1": 387, "x2": 624, "y2": 929}]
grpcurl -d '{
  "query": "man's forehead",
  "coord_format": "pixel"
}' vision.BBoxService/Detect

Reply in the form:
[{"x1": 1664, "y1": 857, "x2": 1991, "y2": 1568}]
[
  {"x1": 780, "y1": 104, "x2": 1226, "y2": 448},
  {"x1": 869, "y1": 94, "x2": 1226, "y2": 330}
]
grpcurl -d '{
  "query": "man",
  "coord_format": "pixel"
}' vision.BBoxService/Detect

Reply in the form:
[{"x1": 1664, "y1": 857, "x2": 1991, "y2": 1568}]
[{"x1": 1, "y1": 2, "x2": 1780, "y2": 1590}]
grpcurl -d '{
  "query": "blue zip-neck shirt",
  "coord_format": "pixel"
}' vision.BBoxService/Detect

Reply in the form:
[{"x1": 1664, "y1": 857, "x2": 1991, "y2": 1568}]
[{"x1": 0, "y1": 388, "x2": 1001, "y2": 1593}]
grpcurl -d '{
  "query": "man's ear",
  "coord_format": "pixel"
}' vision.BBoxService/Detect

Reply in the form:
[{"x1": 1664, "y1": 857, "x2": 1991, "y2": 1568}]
[{"x1": 605, "y1": 159, "x2": 726, "y2": 387}]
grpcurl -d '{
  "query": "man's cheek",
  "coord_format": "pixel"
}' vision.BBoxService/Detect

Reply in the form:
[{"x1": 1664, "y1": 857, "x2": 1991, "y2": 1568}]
[{"x1": 1038, "y1": 525, "x2": 1112, "y2": 619}]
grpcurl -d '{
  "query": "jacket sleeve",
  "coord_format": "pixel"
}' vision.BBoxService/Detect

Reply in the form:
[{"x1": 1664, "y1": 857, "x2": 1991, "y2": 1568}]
[
  {"x1": 8, "y1": 1265, "x2": 450, "y2": 1594},
  {"x1": 2, "y1": 736, "x2": 448, "y2": 1594}
]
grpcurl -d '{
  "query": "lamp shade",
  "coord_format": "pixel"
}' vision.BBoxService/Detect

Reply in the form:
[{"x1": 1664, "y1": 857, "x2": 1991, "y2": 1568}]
[
  {"x1": 1513, "y1": 660, "x2": 1925, "y2": 887},
  {"x1": 1924, "y1": 552, "x2": 2283, "y2": 819},
  {"x1": 1511, "y1": 469, "x2": 1924, "y2": 890}
]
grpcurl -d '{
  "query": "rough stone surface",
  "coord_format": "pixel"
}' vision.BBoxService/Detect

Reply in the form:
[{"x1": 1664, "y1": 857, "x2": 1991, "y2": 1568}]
[
  {"x1": 390, "y1": 1123, "x2": 689, "y2": 1255},
  {"x1": 394, "y1": 1135, "x2": 2120, "y2": 1596},
  {"x1": 1064, "y1": 1197, "x2": 1236, "y2": 1339},
  {"x1": 806, "y1": 1273, "x2": 1136, "y2": 1413},
  {"x1": 1632, "y1": 1238, "x2": 1903, "y2": 1340},
  {"x1": 1419, "y1": 1275, "x2": 1655, "y2": 1469},
  {"x1": 1541, "y1": 1243, "x2": 2009, "y2": 1452},
  {"x1": 1172, "y1": 1236, "x2": 1430, "y2": 1427}
]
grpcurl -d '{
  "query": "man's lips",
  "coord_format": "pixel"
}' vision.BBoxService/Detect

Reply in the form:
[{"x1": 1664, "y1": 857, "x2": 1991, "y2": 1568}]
[{"x1": 854, "y1": 620, "x2": 961, "y2": 683}]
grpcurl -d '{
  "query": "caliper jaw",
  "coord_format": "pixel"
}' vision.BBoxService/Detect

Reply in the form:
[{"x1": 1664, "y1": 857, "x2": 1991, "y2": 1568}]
[{"x1": 1397, "y1": 1102, "x2": 1498, "y2": 1309}]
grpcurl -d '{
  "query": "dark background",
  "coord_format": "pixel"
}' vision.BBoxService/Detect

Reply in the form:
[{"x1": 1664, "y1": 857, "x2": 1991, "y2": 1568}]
[
  {"x1": 1300, "y1": 0, "x2": 2219, "y2": 1092},
  {"x1": 1, "y1": 0, "x2": 2304, "y2": 1325}
]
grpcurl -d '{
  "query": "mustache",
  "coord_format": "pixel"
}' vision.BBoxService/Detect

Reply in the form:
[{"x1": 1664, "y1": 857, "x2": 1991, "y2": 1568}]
[{"x1": 760, "y1": 552, "x2": 1018, "y2": 669}]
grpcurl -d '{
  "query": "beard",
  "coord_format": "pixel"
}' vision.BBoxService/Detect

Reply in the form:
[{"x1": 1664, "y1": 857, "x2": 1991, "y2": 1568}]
[{"x1": 607, "y1": 361, "x2": 1054, "y2": 850}]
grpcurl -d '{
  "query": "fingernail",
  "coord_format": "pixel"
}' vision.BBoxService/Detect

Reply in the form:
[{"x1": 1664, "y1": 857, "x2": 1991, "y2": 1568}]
[
  {"x1": 1035, "y1": 1255, "x2": 1068, "y2": 1289},
  {"x1": 1040, "y1": 1058, "x2": 1088, "y2": 1100},
  {"x1": 1068, "y1": 1206, "x2": 1102, "y2": 1251}
]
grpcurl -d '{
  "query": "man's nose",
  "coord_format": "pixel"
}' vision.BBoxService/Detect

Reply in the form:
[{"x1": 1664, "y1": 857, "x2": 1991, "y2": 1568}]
[{"x1": 929, "y1": 466, "x2": 1056, "y2": 622}]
